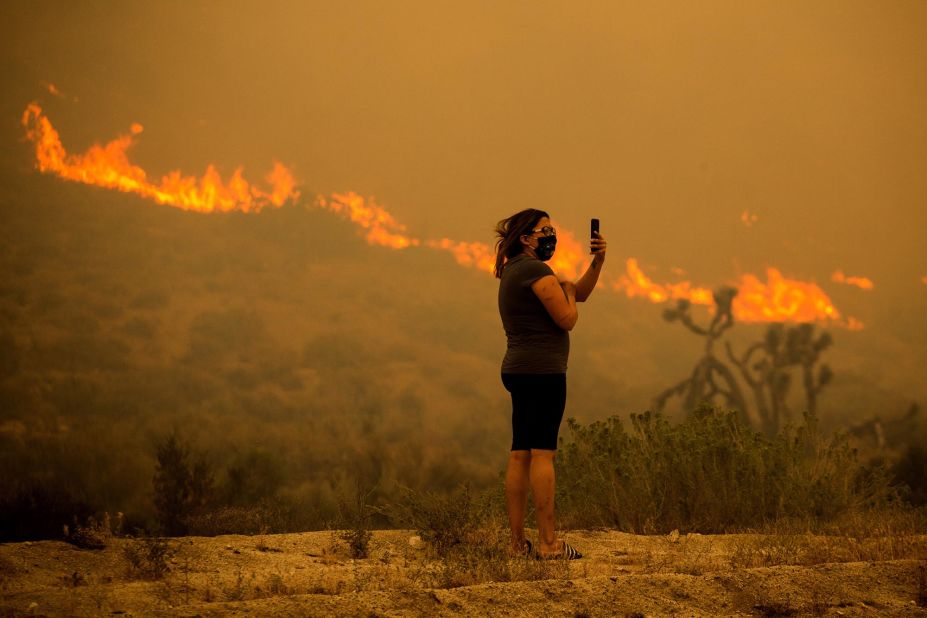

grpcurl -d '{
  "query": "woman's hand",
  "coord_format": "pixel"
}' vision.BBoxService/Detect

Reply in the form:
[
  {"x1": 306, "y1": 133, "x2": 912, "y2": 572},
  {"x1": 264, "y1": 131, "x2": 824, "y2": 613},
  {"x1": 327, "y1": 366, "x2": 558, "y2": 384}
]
[
  {"x1": 591, "y1": 231, "x2": 607, "y2": 259},
  {"x1": 575, "y1": 233, "x2": 607, "y2": 302}
]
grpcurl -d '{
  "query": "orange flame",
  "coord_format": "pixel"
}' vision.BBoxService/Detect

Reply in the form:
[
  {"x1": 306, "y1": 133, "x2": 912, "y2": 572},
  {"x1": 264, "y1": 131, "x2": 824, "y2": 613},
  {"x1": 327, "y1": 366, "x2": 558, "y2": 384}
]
[
  {"x1": 316, "y1": 192, "x2": 419, "y2": 249},
  {"x1": 21, "y1": 104, "x2": 860, "y2": 328},
  {"x1": 42, "y1": 82, "x2": 64, "y2": 98},
  {"x1": 740, "y1": 210, "x2": 759, "y2": 227},
  {"x1": 733, "y1": 268, "x2": 842, "y2": 324},
  {"x1": 426, "y1": 239, "x2": 496, "y2": 273},
  {"x1": 831, "y1": 270, "x2": 874, "y2": 290},
  {"x1": 21, "y1": 103, "x2": 298, "y2": 213},
  {"x1": 614, "y1": 258, "x2": 714, "y2": 305},
  {"x1": 547, "y1": 226, "x2": 588, "y2": 281},
  {"x1": 614, "y1": 259, "x2": 851, "y2": 326}
]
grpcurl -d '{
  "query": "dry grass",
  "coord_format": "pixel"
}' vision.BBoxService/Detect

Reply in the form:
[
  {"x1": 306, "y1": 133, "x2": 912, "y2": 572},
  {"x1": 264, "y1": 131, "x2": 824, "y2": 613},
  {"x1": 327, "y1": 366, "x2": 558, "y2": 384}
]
[{"x1": 729, "y1": 507, "x2": 927, "y2": 569}]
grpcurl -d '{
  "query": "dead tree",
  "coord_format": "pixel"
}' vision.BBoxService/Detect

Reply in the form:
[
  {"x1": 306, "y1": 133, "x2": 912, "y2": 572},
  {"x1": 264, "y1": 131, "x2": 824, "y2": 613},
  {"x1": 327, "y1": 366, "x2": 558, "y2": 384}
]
[
  {"x1": 652, "y1": 287, "x2": 749, "y2": 425},
  {"x1": 726, "y1": 323, "x2": 833, "y2": 435}
]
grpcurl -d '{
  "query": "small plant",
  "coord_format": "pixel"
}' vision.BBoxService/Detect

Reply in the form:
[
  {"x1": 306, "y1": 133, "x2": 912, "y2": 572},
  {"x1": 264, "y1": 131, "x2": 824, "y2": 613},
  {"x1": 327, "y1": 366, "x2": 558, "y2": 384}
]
[
  {"x1": 222, "y1": 568, "x2": 247, "y2": 601},
  {"x1": 63, "y1": 512, "x2": 118, "y2": 549},
  {"x1": 58, "y1": 571, "x2": 87, "y2": 587},
  {"x1": 264, "y1": 572, "x2": 289, "y2": 596},
  {"x1": 917, "y1": 562, "x2": 927, "y2": 608},
  {"x1": 335, "y1": 484, "x2": 375, "y2": 559},
  {"x1": 382, "y1": 484, "x2": 492, "y2": 557},
  {"x1": 341, "y1": 527, "x2": 373, "y2": 559},
  {"x1": 122, "y1": 534, "x2": 176, "y2": 580}
]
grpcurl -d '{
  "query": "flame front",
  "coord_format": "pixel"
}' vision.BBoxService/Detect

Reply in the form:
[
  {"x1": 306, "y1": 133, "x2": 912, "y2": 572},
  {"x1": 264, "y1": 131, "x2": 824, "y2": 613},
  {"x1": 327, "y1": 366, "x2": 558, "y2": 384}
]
[
  {"x1": 614, "y1": 258, "x2": 714, "y2": 305},
  {"x1": 832, "y1": 270, "x2": 874, "y2": 290},
  {"x1": 614, "y1": 260, "x2": 851, "y2": 326},
  {"x1": 21, "y1": 103, "x2": 298, "y2": 213},
  {"x1": 734, "y1": 268, "x2": 841, "y2": 323},
  {"x1": 22, "y1": 103, "x2": 860, "y2": 328},
  {"x1": 426, "y1": 239, "x2": 496, "y2": 273},
  {"x1": 316, "y1": 192, "x2": 419, "y2": 249}
]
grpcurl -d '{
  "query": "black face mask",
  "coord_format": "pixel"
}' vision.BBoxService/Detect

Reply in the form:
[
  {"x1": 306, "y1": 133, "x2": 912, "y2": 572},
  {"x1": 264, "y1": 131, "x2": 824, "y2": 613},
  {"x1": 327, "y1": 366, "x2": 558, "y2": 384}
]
[{"x1": 535, "y1": 235, "x2": 557, "y2": 261}]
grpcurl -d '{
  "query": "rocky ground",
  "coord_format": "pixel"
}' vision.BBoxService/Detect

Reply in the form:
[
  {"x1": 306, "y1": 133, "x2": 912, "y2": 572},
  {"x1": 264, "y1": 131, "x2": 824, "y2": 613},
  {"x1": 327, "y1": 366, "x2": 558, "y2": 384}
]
[{"x1": 2, "y1": 529, "x2": 926, "y2": 617}]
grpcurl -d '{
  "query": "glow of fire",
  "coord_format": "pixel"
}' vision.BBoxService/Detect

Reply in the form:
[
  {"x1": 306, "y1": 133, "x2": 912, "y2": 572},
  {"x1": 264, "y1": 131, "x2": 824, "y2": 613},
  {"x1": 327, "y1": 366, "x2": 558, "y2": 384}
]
[
  {"x1": 22, "y1": 103, "x2": 862, "y2": 328},
  {"x1": 614, "y1": 260, "x2": 854, "y2": 326},
  {"x1": 734, "y1": 268, "x2": 843, "y2": 324},
  {"x1": 426, "y1": 238, "x2": 495, "y2": 273},
  {"x1": 316, "y1": 192, "x2": 419, "y2": 249},
  {"x1": 21, "y1": 103, "x2": 299, "y2": 213},
  {"x1": 740, "y1": 210, "x2": 759, "y2": 227},
  {"x1": 614, "y1": 258, "x2": 714, "y2": 305},
  {"x1": 831, "y1": 270, "x2": 874, "y2": 290},
  {"x1": 42, "y1": 82, "x2": 64, "y2": 98}
]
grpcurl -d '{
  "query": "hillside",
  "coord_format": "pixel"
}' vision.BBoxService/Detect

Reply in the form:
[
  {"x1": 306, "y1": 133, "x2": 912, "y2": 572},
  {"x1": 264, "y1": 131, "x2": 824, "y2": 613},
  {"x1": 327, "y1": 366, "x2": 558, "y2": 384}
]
[{"x1": 1, "y1": 166, "x2": 924, "y2": 539}]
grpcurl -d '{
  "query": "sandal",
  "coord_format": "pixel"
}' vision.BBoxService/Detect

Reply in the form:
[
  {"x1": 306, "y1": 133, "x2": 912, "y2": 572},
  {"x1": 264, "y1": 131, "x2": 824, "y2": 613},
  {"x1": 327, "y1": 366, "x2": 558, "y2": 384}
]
[
  {"x1": 522, "y1": 539, "x2": 535, "y2": 558},
  {"x1": 511, "y1": 539, "x2": 535, "y2": 558},
  {"x1": 537, "y1": 540, "x2": 583, "y2": 560}
]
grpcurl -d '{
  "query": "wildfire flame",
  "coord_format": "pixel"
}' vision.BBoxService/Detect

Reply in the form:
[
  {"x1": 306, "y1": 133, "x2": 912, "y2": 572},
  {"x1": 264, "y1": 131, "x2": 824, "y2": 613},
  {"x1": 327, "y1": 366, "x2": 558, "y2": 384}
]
[
  {"x1": 614, "y1": 259, "x2": 854, "y2": 326},
  {"x1": 734, "y1": 268, "x2": 843, "y2": 324},
  {"x1": 832, "y1": 270, "x2": 874, "y2": 290},
  {"x1": 740, "y1": 210, "x2": 759, "y2": 227},
  {"x1": 614, "y1": 258, "x2": 714, "y2": 305},
  {"x1": 22, "y1": 102, "x2": 863, "y2": 328},
  {"x1": 316, "y1": 192, "x2": 419, "y2": 249},
  {"x1": 426, "y1": 239, "x2": 496, "y2": 273},
  {"x1": 21, "y1": 103, "x2": 298, "y2": 213},
  {"x1": 42, "y1": 82, "x2": 64, "y2": 98}
]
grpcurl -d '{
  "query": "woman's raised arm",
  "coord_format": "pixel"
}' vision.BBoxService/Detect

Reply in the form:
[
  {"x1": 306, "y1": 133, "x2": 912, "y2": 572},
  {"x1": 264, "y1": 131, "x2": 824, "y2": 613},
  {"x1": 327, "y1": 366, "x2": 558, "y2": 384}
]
[{"x1": 531, "y1": 275, "x2": 578, "y2": 331}]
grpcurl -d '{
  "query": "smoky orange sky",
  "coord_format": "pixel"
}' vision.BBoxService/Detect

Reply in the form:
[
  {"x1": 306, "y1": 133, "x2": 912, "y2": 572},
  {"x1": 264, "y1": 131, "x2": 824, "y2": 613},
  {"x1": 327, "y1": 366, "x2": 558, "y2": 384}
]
[
  {"x1": 1, "y1": 2, "x2": 926, "y2": 388},
  {"x1": 3, "y1": 1, "x2": 925, "y2": 270}
]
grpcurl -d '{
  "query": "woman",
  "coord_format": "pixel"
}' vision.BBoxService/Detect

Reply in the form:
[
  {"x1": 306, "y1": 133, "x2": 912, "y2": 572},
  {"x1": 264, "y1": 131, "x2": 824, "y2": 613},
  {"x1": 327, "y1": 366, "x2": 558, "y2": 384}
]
[{"x1": 495, "y1": 209, "x2": 606, "y2": 559}]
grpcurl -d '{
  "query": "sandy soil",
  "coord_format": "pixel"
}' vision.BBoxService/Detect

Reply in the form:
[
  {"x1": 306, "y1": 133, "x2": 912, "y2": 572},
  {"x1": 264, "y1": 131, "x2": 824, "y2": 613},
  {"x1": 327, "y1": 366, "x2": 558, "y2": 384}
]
[{"x1": 2, "y1": 529, "x2": 926, "y2": 617}]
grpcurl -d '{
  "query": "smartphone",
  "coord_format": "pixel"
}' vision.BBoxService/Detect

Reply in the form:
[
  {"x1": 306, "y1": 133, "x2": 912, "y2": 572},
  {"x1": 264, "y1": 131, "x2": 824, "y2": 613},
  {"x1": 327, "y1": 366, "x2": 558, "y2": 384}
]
[{"x1": 590, "y1": 218, "x2": 600, "y2": 253}]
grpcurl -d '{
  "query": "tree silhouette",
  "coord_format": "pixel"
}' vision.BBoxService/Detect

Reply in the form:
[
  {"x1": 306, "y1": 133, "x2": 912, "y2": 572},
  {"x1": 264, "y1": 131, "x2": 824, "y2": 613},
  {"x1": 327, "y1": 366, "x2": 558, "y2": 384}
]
[
  {"x1": 153, "y1": 431, "x2": 213, "y2": 535},
  {"x1": 653, "y1": 287, "x2": 749, "y2": 425},
  {"x1": 726, "y1": 323, "x2": 832, "y2": 435},
  {"x1": 654, "y1": 288, "x2": 834, "y2": 435}
]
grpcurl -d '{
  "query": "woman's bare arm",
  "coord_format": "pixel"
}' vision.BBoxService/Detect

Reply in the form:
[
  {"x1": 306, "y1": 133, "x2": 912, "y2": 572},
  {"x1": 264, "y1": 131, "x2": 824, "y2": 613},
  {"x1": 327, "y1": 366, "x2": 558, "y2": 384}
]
[{"x1": 532, "y1": 275, "x2": 578, "y2": 331}]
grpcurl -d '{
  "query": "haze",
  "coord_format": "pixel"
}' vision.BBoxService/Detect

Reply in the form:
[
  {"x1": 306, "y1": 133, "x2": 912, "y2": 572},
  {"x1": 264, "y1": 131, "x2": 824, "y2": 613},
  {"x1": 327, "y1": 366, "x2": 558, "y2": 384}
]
[{"x1": 0, "y1": 1, "x2": 925, "y2": 535}]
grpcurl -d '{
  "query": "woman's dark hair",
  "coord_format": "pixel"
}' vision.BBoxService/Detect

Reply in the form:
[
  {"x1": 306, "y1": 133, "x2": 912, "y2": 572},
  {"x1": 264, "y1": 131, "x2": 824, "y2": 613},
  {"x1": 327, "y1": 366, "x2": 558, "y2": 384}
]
[{"x1": 493, "y1": 209, "x2": 549, "y2": 278}]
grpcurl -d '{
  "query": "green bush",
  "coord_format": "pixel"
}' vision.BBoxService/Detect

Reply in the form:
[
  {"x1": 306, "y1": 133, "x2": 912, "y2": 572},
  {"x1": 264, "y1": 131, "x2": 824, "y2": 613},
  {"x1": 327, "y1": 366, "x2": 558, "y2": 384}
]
[{"x1": 556, "y1": 404, "x2": 892, "y2": 533}]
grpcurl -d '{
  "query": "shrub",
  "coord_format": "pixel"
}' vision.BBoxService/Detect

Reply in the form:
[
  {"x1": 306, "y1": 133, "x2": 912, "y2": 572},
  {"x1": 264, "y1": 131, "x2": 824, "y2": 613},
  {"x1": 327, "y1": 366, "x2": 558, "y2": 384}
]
[
  {"x1": 556, "y1": 404, "x2": 892, "y2": 533},
  {"x1": 381, "y1": 484, "x2": 498, "y2": 556},
  {"x1": 122, "y1": 534, "x2": 176, "y2": 580}
]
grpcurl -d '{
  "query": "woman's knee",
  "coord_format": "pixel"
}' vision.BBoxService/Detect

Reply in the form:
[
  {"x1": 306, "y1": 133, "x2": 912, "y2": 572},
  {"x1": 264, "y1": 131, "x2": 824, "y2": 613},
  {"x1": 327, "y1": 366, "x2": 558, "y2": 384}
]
[{"x1": 529, "y1": 448, "x2": 556, "y2": 460}]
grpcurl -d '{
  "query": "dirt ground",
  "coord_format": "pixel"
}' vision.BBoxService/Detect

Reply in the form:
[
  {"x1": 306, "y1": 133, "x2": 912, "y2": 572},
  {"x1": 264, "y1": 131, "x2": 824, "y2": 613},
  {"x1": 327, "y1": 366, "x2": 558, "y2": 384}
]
[{"x1": 2, "y1": 529, "x2": 926, "y2": 617}]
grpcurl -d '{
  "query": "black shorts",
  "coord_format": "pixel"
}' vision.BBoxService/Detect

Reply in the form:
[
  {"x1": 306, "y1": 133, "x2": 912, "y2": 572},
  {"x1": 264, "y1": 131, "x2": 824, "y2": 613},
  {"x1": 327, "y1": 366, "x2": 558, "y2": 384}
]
[{"x1": 501, "y1": 372, "x2": 567, "y2": 451}]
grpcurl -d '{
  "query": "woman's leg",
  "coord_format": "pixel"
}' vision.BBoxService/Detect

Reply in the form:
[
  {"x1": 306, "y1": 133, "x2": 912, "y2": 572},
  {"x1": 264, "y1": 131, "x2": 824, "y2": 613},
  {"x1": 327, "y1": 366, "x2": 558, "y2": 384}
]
[
  {"x1": 505, "y1": 450, "x2": 531, "y2": 551},
  {"x1": 529, "y1": 448, "x2": 558, "y2": 551}
]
